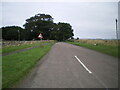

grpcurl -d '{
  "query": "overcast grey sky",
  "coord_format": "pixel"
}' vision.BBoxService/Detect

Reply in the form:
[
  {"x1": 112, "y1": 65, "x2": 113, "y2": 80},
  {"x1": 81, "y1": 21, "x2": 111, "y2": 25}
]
[{"x1": 1, "y1": 2, "x2": 118, "y2": 39}]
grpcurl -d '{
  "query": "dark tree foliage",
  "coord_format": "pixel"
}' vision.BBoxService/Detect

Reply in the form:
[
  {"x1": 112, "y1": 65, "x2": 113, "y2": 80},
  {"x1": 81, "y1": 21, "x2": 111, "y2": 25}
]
[
  {"x1": 23, "y1": 13, "x2": 54, "y2": 40},
  {"x1": 2, "y1": 26, "x2": 24, "y2": 40},
  {"x1": 23, "y1": 13, "x2": 74, "y2": 41},
  {"x1": 1, "y1": 13, "x2": 74, "y2": 41},
  {"x1": 51, "y1": 22, "x2": 74, "y2": 41}
]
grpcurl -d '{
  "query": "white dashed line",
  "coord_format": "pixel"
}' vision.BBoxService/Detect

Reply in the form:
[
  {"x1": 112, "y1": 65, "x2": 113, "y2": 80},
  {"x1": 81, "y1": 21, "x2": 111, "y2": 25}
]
[{"x1": 74, "y1": 55, "x2": 92, "y2": 74}]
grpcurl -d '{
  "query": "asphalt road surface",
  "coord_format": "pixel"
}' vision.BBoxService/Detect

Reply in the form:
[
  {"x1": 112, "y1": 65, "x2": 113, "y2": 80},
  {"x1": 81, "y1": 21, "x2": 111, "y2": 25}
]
[{"x1": 18, "y1": 42, "x2": 118, "y2": 88}]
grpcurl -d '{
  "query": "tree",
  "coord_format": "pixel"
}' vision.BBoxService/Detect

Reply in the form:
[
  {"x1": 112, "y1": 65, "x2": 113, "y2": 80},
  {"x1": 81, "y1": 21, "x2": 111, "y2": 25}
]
[
  {"x1": 1, "y1": 13, "x2": 74, "y2": 41},
  {"x1": 51, "y1": 22, "x2": 74, "y2": 41},
  {"x1": 2, "y1": 26, "x2": 24, "y2": 40},
  {"x1": 76, "y1": 37, "x2": 79, "y2": 40},
  {"x1": 23, "y1": 13, "x2": 54, "y2": 40}
]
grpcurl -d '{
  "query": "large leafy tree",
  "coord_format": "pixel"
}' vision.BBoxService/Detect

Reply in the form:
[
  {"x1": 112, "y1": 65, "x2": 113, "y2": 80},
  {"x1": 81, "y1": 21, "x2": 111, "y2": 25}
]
[
  {"x1": 1, "y1": 13, "x2": 74, "y2": 41},
  {"x1": 51, "y1": 22, "x2": 74, "y2": 41},
  {"x1": 2, "y1": 26, "x2": 24, "y2": 40},
  {"x1": 23, "y1": 13, "x2": 54, "y2": 40}
]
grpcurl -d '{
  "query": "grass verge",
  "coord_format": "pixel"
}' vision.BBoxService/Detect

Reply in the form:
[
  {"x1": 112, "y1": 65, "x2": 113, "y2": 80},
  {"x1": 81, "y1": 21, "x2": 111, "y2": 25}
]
[
  {"x1": 67, "y1": 41, "x2": 118, "y2": 57},
  {"x1": 2, "y1": 42, "x2": 43, "y2": 54},
  {"x1": 2, "y1": 41, "x2": 55, "y2": 88}
]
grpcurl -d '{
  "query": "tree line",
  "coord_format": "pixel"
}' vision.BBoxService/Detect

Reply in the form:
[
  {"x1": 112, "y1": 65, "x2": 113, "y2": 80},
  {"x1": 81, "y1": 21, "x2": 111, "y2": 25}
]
[{"x1": 1, "y1": 13, "x2": 74, "y2": 41}]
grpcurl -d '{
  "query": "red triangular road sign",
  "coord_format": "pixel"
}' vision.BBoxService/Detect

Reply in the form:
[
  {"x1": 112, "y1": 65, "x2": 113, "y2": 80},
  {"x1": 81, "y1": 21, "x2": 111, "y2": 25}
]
[{"x1": 38, "y1": 33, "x2": 43, "y2": 39}]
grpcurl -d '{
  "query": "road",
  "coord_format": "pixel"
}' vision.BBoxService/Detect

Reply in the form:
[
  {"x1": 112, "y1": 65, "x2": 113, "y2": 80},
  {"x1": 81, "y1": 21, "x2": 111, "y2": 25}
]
[{"x1": 18, "y1": 42, "x2": 118, "y2": 88}]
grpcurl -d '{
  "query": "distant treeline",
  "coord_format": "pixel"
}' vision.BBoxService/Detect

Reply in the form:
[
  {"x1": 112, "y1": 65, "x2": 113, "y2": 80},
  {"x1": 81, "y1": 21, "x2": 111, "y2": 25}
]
[{"x1": 1, "y1": 13, "x2": 74, "y2": 41}]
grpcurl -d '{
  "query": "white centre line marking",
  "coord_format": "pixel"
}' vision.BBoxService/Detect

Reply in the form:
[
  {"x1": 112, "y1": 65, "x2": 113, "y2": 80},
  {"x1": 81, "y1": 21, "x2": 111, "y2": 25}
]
[{"x1": 75, "y1": 55, "x2": 92, "y2": 74}]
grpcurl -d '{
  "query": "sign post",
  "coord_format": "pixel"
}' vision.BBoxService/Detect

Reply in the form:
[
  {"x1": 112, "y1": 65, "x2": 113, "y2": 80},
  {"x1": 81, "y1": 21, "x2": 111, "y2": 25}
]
[
  {"x1": 116, "y1": 19, "x2": 118, "y2": 39},
  {"x1": 38, "y1": 33, "x2": 43, "y2": 40}
]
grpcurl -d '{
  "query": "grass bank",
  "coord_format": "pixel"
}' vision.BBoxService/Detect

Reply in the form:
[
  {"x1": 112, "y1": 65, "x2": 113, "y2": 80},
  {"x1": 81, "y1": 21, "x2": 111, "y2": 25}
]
[
  {"x1": 2, "y1": 40, "x2": 55, "y2": 54},
  {"x1": 67, "y1": 40, "x2": 118, "y2": 57},
  {"x1": 2, "y1": 41, "x2": 55, "y2": 88},
  {"x1": 75, "y1": 39, "x2": 118, "y2": 46}
]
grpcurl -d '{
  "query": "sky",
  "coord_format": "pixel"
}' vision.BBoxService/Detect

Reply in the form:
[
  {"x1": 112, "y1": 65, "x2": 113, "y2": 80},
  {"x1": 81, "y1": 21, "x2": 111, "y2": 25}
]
[{"x1": 1, "y1": 1, "x2": 118, "y2": 39}]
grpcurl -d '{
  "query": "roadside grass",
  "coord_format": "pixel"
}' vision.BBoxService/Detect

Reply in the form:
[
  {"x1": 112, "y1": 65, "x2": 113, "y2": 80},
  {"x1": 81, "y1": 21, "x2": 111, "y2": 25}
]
[
  {"x1": 67, "y1": 41, "x2": 118, "y2": 57},
  {"x1": 2, "y1": 41, "x2": 53, "y2": 54},
  {"x1": 0, "y1": 48, "x2": 2, "y2": 54},
  {"x1": 76, "y1": 39, "x2": 118, "y2": 46},
  {"x1": 3, "y1": 44, "x2": 34, "y2": 54},
  {"x1": 2, "y1": 41, "x2": 55, "y2": 88},
  {"x1": 0, "y1": 41, "x2": 1, "y2": 89}
]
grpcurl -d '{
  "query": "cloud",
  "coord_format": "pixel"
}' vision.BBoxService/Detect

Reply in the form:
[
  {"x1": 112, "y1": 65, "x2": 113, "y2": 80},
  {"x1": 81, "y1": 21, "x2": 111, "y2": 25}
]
[{"x1": 1, "y1": 2, "x2": 118, "y2": 39}]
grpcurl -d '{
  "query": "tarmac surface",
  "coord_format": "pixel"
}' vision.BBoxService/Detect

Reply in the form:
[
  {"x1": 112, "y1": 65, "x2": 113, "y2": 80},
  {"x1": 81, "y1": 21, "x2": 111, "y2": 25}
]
[{"x1": 18, "y1": 42, "x2": 118, "y2": 88}]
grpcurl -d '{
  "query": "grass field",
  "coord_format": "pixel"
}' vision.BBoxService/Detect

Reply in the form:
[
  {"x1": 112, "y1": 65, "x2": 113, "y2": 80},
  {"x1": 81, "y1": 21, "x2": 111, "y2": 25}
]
[
  {"x1": 76, "y1": 39, "x2": 118, "y2": 46},
  {"x1": 0, "y1": 55, "x2": 1, "y2": 89},
  {"x1": 67, "y1": 39, "x2": 118, "y2": 57},
  {"x1": 0, "y1": 41, "x2": 2, "y2": 89},
  {"x1": 2, "y1": 41, "x2": 55, "y2": 88},
  {"x1": 2, "y1": 40, "x2": 55, "y2": 54}
]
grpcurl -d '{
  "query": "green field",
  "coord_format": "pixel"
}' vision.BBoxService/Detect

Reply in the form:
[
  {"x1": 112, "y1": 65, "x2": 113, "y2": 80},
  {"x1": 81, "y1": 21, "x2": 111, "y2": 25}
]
[
  {"x1": 2, "y1": 41, "x2": 55, "y2": 54},
  {"x1": 67, "y1": 40, "x2": 118, "y2": 57},
  {"x1": 0, "y1": 55, "x2": 2, "y2": 90},
  {"x1": 3, "y1": 43, "x2": 38, "y2": 54},
  {"x1": 2, "y1": 41, "x2": 55, "y2": 88}
]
